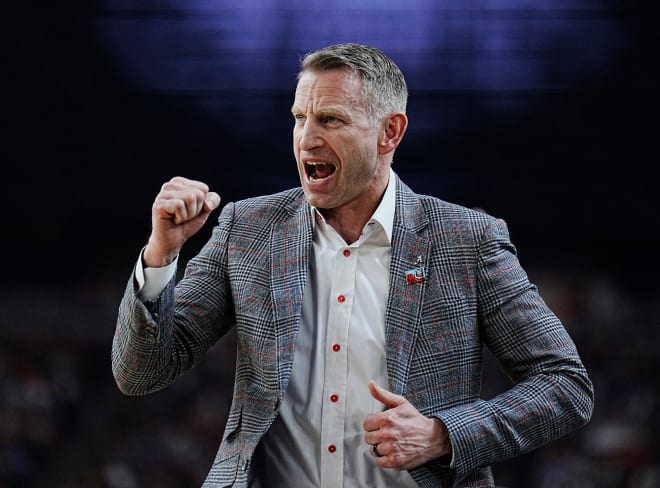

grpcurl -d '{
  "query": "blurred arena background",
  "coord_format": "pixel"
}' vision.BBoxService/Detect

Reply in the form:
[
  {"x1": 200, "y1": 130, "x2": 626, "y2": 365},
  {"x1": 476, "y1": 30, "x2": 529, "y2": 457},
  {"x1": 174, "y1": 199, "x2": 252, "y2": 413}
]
[{"x1": 3, "y1": 1, "x2": 658, "y2": 487}]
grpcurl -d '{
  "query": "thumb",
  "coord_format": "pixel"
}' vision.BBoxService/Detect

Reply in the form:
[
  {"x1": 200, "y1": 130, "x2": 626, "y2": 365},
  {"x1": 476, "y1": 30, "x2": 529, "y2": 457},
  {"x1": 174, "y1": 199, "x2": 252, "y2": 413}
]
[{"x1": 368, "y1": 380, "x2": 406, "y2": 408}]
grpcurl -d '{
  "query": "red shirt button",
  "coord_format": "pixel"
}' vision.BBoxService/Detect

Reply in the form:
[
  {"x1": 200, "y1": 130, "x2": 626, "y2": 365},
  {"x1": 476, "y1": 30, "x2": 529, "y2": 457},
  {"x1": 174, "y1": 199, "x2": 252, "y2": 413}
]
[
  {"x1": 337, "y1": 295, "x2": 346, "y2": 303},
  {"x1": 332, "y1": 344, "x2": 341, "y2": 352},
  {"x1": 343, "y1": 249, "x2": 351, "y2": 257},
  {"x1": 328, "y1": 444, "x2": 337, "y2": 453},
  {"x1": 330, "y1": 394, "x2": 339, "y2": 403}
]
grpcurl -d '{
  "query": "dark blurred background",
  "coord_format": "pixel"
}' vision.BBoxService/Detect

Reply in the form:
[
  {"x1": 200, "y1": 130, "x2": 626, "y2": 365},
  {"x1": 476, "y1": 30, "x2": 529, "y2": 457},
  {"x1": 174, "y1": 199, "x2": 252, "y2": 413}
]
[{"x1": 2, "y1": 1, "x2": 659, "y2": 487}]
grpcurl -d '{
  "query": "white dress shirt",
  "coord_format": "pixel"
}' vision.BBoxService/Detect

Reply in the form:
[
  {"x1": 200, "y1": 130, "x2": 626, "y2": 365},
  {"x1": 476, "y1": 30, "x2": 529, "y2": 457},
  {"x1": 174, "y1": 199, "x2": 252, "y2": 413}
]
[
  {"x1": 257, "y1": 169, "x2": 415, "y2": 487},
  {"x1": 136, "y1": 169, "x2": 417, "y2": 487}
]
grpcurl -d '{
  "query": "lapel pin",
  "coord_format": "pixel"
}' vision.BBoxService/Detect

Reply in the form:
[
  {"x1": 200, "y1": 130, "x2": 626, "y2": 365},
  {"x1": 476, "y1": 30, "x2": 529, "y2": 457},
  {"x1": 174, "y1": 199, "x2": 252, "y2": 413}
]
[{"x1": 405, "y1": 256, "x2": 427, "y2": 285}]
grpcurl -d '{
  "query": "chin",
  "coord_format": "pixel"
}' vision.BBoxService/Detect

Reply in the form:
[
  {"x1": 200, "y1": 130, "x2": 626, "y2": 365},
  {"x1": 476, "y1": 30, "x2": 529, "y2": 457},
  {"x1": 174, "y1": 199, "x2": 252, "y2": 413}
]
[{"x1": 304, "y1": 193, "x2": 332, "y2": 210}]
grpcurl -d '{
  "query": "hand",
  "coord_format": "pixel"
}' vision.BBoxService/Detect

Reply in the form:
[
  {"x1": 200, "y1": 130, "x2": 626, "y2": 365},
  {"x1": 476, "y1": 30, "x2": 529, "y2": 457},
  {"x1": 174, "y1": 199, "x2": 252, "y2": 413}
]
[
  {"x1": 363, "y1": 380, "x2": 451, "y2": 470},
  {"x1": 143, "y1": 176, "x2": 221, "y2": 267}
]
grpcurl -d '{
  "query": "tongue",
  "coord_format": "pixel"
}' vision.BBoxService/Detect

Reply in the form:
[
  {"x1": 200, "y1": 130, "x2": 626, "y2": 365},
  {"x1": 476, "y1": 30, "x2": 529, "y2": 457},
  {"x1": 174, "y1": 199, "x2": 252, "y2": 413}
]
[{"x1": 314, "y1": 164, "x2": 334, "y2": 178}]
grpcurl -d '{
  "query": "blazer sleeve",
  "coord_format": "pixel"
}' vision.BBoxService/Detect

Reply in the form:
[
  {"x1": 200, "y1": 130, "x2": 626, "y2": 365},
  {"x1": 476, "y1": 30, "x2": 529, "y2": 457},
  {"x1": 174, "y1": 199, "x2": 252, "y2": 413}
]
[
  {"x1": 435, "y1": 217, "x2": 594, "y2": 480},
  {"x1": 111, "y1": 203, "x2": 237, "y2": 396}
]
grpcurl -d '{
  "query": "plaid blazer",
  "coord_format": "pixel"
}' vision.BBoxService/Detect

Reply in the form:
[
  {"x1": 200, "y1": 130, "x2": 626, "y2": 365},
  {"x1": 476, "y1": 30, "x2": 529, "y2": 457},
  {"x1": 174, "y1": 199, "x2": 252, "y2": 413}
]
[{"x1": 112, "y1": 174, "x2": 593, "y2": 487}]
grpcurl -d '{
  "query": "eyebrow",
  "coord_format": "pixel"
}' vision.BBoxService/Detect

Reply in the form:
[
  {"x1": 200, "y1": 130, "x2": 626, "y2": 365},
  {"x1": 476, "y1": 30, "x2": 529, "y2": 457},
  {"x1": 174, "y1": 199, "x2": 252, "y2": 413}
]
[{"x1": 290, "y1": 105, "x2": 350, "y2": 119}]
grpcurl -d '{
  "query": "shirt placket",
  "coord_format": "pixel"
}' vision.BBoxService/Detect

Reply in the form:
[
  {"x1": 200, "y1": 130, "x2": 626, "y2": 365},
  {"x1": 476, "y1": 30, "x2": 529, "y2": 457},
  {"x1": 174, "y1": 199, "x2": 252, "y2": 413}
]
[{"x1": 319, "y1": 244, "x2": 357, "y2": 488}]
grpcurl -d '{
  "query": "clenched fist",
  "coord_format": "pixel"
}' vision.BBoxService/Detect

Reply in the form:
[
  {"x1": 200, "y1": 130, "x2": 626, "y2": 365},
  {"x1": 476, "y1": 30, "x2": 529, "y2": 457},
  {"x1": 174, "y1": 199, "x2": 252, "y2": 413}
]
[{"x1": 143, "y1": 176, "x2": 221, "y2": 268}]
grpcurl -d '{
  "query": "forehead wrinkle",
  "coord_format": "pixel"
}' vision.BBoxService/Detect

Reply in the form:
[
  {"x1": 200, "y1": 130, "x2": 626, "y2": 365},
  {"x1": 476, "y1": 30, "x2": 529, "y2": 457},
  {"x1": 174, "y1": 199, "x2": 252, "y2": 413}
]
[
  {"x1": 293, "y1": 71, "x2": 369, "y2": 118},
  {"x1": 293, "y1": 95, "x2": 369, "y2": 124}
]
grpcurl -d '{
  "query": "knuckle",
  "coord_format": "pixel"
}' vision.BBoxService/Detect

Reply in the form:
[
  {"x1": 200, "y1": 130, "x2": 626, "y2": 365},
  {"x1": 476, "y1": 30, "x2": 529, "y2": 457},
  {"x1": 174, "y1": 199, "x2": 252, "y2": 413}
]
[{"x1": 380, "y1": 414, "x2": 394, "y2": 428}]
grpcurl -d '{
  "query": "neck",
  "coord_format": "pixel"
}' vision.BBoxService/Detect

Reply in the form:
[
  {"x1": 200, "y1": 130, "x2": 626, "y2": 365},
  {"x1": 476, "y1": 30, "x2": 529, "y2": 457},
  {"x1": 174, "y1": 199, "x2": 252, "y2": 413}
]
[
  {"x1": 320, "y1": 191, "x2": 385, "y2": 244},
  {"x1": 319, "y1": 165, "x2": 391, "y2": 244},
  {"x1": 323, "y1": 211, "x2": 368, "y2": 244}
]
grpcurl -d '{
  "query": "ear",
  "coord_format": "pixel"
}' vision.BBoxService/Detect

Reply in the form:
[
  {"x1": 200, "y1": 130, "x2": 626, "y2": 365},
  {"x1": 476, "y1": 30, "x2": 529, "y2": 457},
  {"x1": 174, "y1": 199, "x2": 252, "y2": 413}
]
[{"x1": 378, "y1": 112, "x2": 408, "y2": 155}]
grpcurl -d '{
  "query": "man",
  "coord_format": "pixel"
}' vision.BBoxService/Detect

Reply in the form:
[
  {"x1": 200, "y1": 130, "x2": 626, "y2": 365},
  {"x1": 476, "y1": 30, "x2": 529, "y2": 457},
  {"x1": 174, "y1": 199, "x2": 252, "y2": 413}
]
[{"x1": 112, "y1": 43, "x2": 594, "y2": 487}]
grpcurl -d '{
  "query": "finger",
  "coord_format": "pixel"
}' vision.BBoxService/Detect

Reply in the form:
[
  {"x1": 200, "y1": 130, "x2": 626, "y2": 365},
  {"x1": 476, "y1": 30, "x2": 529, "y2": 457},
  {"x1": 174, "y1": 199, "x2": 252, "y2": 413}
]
[
  {"x1": 362, "y1": 410, "x2": 381, "y2": 433},
  {"x1": 364, "y1": 430, "x2": 380, "y2": 446},
  {"x1": 169, "y1": 176, "x2": 210, "y2": 192},
  {"x1": 371, "y1": 443, "x2": 384, "y2": 458},
  {"x1": 376, "y1": 441, "x2": 390, "y2": 458},
  {"x1": 153, "y1": 195, "x2": 183, "y2": 221},
  {"x1": 204, "y1": 192, "x2": 221, "y2": 212},
  {"x1": 158, "y1": 188, "x2": 209, "y2": 223},
  {"x1": 173, "y1": 198, "x2": 193, "y2": 225},
  {"x1": 153, "y1": 193, "x2": 200, "y2": 224},
  {"x1": 161, "y1": 177, "x2": 217, "y2": 214},
  {"x1": 368, "y1": 380, "x2": 406, "y2": 409}
]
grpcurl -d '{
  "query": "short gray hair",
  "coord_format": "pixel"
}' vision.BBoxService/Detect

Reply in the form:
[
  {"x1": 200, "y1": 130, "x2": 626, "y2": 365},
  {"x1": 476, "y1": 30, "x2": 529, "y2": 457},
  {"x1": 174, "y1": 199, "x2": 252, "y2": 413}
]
[{"x1": 298, "y1": 43, "x2": 408, "y2": 124}]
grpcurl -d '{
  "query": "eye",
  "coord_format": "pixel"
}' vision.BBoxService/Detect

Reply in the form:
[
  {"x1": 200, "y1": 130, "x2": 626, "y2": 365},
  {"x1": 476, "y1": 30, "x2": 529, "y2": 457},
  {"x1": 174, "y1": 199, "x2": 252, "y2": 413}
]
[
  {"x1": 322, "y1": 115, "x2": 342, "y2": 125},
  {"x1": 293, "y1": 113, "x2": 306, "y2": 125}
]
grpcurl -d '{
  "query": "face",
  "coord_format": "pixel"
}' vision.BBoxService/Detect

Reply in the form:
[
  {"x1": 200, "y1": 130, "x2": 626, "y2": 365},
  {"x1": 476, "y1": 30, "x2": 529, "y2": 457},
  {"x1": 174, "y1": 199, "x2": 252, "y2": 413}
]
[{"x1": 292, "y1": 69, "x2": 390, "y2": 213}]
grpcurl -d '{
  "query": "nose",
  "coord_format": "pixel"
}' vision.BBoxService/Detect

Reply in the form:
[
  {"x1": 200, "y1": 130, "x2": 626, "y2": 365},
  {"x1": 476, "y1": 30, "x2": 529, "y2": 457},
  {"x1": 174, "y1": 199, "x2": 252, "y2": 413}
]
[{"x1": 296, "y1": 119, "x2": 324, "y2": 151}]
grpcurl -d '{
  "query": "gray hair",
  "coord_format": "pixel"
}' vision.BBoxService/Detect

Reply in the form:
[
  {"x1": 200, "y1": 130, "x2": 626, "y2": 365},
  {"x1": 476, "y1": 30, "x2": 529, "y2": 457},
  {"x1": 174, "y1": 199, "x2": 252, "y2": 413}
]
[{"x1": 298, "y1": 43, "x2": 408, "y2": 124}]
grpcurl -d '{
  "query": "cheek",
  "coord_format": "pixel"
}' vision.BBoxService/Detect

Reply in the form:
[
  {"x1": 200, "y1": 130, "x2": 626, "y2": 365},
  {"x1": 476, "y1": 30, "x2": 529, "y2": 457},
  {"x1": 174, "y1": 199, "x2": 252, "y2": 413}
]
[
  {"x1": 292, "y1": 125, "x2": 302, "y2": 143},
  {"x1": 292, "y1": 135, "x2": 301, "y2": 157}
]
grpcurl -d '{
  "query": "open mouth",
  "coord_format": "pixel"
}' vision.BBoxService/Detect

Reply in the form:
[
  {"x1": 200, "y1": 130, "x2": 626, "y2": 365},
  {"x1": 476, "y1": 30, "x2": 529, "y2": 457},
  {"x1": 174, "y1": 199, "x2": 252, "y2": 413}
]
[{"x1": 305, "y1": 162, "x2": 336, "y2": 182}]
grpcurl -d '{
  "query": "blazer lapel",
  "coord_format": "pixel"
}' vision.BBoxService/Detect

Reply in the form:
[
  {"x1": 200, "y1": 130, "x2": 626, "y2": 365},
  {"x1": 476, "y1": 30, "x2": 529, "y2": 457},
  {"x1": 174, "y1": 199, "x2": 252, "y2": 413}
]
[
  {"x1": 385, "y1": 178, "x2": 430, "y2": 396},
  {"x1": 269, "y1": 203, "x2": 314, "y2": 395}
]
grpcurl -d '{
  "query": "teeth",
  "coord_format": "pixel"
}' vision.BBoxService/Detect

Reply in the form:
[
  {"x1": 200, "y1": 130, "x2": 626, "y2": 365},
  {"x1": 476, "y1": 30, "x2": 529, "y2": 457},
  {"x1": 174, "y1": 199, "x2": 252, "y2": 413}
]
[{"x1": 305, "y1": 161, "x2": 335, "y2": 181}]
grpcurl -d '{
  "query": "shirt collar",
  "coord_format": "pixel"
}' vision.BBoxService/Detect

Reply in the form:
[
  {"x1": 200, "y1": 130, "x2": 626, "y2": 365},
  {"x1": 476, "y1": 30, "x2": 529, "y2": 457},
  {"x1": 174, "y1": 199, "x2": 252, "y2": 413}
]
[{"x1": 310, "y1": 167, "x2": 396, "y2": 244}]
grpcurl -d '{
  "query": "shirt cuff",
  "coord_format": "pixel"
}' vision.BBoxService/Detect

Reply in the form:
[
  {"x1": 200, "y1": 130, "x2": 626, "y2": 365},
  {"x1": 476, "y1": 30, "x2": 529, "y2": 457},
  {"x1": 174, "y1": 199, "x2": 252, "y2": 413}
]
[{"x1": 135, "y1": 248, "x2": 178, "y2": 301}]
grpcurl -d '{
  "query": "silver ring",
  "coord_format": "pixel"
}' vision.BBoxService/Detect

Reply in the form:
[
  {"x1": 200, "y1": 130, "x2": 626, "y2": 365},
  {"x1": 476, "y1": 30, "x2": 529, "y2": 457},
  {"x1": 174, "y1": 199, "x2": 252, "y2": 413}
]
[{"x1": 372, "y1": 443, "x2": 383, "y2": 457}]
